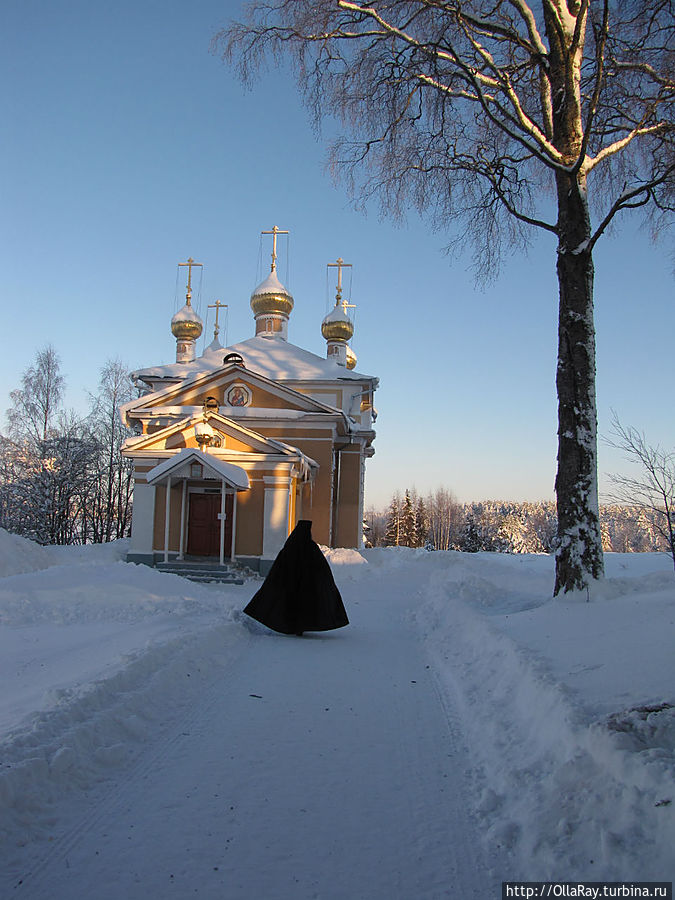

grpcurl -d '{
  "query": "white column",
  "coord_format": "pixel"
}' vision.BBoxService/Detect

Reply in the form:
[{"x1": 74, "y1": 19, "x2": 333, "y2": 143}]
[
  {"x1": 178, "y1": 479, "x2": 187, "y2": 560},
  {"x1": 262, "y1": 475, "x2": 291, "y2": 558},
  {"x1": 163, "y1": 476, "x2": 172, "y2": 564},
  {"x1": 219, "y1": 480, "x2": 226, "y2": 566},
  {"x1": 230, "y1": 492, "x2": 238, "y2": 562}
]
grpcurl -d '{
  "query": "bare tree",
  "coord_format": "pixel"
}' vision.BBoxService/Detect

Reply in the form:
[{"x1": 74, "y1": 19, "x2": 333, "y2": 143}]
[
  {"x1": 6, "y1": 345, "x2": 65, "y2": 447},
  {"x1": 218, "y1": 0, "x2": 675, "y2": 594},
  {"x1": 86, "y1": 359, "x2": 135, "y2": 542},
  {"x1": 1, "y1": 351, "x2": 134, "y2": 545},
  {"x1": 427, "y1": 486, "x2": 461, "y2": 549},
  {"x1": 605, "y1": 415, "x2": 675, "y2": 572}
]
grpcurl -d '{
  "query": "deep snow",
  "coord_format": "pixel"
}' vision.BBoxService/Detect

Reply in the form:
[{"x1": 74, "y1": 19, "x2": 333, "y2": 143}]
[{"x1": 0, "y1": 529, "x2": 673, "y2": 896}]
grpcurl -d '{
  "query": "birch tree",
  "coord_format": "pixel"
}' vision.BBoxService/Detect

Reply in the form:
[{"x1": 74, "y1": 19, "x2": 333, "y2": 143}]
[
  {"x1": 427, "y1": 486, "x2": 461, "y2": 549},
  {"x1": 6, "y1": 345, "x2": 64, "y2": 447},
  {"x1": 219, "y1": 0, "x2": 675, "y2": 593},
  {"x1": 85, "y1": 359, "x2": 135, "y2": 543}
]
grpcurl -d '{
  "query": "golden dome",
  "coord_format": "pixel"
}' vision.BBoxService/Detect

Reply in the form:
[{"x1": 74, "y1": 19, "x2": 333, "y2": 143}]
[
  {"x1": 250, "y1": 269, "x2": 294, "y2": 319},
  {"x1": 345, "y1": 346, "x2": 357, "y2": 370},
  {"x1": 171, "y1": 301, "x2": 203, "y2": 340},
  {"x1": 321, "y1": 301, "x2": 354, "y2": 343}
]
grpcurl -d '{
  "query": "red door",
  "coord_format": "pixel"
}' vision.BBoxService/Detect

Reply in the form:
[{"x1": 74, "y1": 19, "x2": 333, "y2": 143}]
[{"x1": 187, "y1": 493, "x2": 233, "y2": 557}]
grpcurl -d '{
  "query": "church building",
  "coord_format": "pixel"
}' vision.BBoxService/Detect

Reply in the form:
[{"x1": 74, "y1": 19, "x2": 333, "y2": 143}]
[{"x1": 121, "y1": 229, "x2": 378, "y2": 573}]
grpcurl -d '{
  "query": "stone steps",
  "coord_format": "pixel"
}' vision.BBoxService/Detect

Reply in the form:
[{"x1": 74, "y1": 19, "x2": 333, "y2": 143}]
[{"x1": 155, "y1": 561, "x2": 249, "y2": 585}]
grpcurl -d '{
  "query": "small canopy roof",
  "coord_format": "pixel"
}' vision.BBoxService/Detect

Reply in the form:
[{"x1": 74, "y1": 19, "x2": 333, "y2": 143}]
[{"x1": 146, "y1": 449, "x2": 250, "y2": 491}]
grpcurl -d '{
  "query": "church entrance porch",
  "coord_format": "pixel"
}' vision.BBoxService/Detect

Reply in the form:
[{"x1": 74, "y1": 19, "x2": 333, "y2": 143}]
[
  {"x1": 187, "y1": 492, "x2": 233, "y2": 557},
  {"x1": 143, "y1": 450, "x2": 250, "y2": 567}
]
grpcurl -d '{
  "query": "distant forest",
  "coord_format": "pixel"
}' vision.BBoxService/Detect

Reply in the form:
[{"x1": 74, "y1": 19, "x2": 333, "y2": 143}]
[{"x1": 366, "y1": 489, "x2": 670, "y2": 555}]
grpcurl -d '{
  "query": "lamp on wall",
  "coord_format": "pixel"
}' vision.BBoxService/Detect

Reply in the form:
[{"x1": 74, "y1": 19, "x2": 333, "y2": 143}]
[{"x1": 194, "y1": 421, "x2": 214, "y2": 449}]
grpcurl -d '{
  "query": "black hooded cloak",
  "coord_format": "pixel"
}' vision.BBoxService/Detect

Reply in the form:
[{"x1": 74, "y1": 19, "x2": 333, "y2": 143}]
[{"x1": 243, "y1": 520, "x2": 349, "y2": 635}]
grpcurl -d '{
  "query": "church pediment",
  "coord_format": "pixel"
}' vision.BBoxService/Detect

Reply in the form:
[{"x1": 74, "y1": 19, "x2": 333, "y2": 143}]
[
  {"x1": 122, "y1": 363, "x2": 343, "y2": 425},
  {"x1": 122, "y1": 409, "x2": 305, "y2": 458}
]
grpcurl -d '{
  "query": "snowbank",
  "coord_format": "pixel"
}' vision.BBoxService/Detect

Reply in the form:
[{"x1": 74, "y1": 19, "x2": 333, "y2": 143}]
[
  {"x1": 0, "y1": 528, "x2": 57, "y2": 577},
  {"x1": 412, "y1": 550, "x2": 675, "y2": 881}
]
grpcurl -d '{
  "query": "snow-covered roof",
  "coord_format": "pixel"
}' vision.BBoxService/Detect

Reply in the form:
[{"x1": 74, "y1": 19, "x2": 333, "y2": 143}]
[
  {"x1": 132, "y1": 335, "x2": 375, "y2": 385},
  {"x1": 146, "y1": 449, "x2": 250, "y2": 491}
]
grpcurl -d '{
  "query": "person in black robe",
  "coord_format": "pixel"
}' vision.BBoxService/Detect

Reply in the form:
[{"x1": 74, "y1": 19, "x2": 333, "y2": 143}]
[{"x1": 243, "y1": 520, "x2": 349, "y2": 635}]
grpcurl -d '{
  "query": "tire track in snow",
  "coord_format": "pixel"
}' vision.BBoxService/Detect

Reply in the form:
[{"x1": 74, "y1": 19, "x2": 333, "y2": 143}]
[
  {"x1": 3, "y1": 623, "x2": 252, "y2": 895},
  {"x1": 6, "y1": 568, "x2": 498, "y2": 899}
]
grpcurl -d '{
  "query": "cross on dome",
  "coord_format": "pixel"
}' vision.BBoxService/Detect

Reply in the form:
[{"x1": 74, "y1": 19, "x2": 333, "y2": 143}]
[
  {"x1": 261, "y1": 225, "x2": 289, "y2": 273},
  {"x1": 178, "y1": 257, "x2": 203, "y2": 305},
  {"x1": 327, "y1": 256, "x2": 352, "y2": 304}
]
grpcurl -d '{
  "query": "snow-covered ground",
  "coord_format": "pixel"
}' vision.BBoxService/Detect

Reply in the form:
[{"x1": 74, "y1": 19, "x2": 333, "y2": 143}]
[{"x1": 0, "y1": 529, "x2": 673, "y2": 897}]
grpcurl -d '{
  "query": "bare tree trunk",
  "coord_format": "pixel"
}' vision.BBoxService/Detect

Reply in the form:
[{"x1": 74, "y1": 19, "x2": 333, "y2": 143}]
[
  {"x1": 542, "y1": 4, "x2": 604, "y2": 594},
  {"x1": 553, "y1": 172, "x2": 604, "y2": 593}
]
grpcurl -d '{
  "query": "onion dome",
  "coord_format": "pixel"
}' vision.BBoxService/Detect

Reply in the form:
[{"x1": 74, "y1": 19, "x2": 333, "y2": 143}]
[
  {"x1": 250, "y1": 269, "x2": 294, "y2": 319},
  {"x1": 171, "y1": 300, "x2": 203, "y2": 341},
  {"x1": 321, "y1": 301, "x2": 354, "y2": 343},
  {"x1": 345, "y1": 346, "x2": 357, "y2": 370}
]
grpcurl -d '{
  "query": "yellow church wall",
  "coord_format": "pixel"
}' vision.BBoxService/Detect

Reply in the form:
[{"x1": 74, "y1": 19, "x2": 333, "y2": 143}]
[
  {"x1": 234, "y1": 480, "x2": 264, "y2": 556},
  {"x1": 334, "y1": 448, "x2": 362, "y2": 548},
  {"x1": 291, "y1": 438, "x2": 334, "y2": 546}
]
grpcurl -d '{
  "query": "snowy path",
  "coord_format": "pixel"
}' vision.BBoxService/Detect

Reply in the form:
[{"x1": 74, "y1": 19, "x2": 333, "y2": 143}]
[{"x1": 10, "y1": 568, "x2": 498, "y2": 899}]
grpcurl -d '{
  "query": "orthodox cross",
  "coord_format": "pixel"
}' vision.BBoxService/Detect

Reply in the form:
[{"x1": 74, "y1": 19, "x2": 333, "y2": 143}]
[
  {"x1": 327, "y1": 257, "x2": 354, "y2": 311},
  {"x1": 261, "y1": 226, "x2": 289, "y2": 273},
  {"x1": 208, "y1": 300, "x2": 228, "y2": 340},
  {"x1": 178, "y1": 257, "x2": 203, "y2": 304}
]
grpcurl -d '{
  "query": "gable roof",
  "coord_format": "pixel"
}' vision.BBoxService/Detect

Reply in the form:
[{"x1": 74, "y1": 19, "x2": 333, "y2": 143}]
[{"x1": 146, "y1": 449, "x2": 250, "y2": 490}]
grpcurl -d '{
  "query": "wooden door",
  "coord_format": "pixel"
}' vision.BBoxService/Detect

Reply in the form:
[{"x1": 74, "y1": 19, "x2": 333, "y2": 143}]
[{"x1": 187, "y1": 493, "x2": 234, "y2": 557}]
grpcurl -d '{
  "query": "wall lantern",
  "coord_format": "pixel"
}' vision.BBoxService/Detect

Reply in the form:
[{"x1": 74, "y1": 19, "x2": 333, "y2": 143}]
[{"x1": 194, "y1": 421, "x2": 214, "y2": 449}]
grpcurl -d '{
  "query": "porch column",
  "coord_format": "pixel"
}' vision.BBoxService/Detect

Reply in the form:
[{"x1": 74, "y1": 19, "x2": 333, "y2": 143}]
[
  {"x1": 178, "y1": 479, "x2": 188, "y2": 560},
  {"x1": 230, "y1": 491, "x2": 238, "y2": 562},
  {"x1": 163, "y1": 476, "x2": 172, "y2": 563},
  {"x1": 219, "y1": 480, "x2": 226, "y2": 566}
]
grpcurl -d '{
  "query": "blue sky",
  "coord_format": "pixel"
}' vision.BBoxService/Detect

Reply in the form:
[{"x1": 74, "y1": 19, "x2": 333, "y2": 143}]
[{"x1": 3, "y1": 0, "x2": 673, "y2": 509}]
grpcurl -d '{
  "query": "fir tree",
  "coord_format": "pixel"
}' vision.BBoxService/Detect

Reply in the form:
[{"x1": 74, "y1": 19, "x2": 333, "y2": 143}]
[
  {"x1": 384, "y1": 493, "x2": 401, "y2": 547},
  {"x1": 414, "y1": 496, "x2": 430, "y2": 549},
  {"x1": 399, "y1": 490, "x2": 416, "y2": 547}
]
